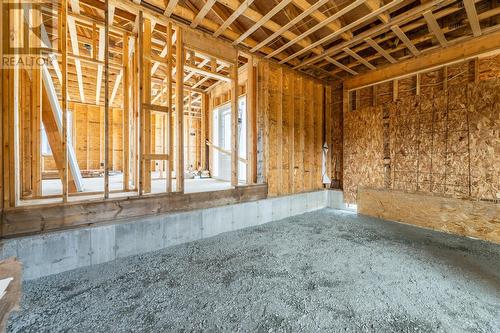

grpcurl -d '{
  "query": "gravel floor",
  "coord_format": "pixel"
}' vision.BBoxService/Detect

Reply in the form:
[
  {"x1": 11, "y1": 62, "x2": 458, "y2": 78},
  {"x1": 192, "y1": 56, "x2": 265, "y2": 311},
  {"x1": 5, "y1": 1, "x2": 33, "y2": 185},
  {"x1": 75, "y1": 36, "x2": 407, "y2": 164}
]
[{"x1": 7, "y1": 208, "x2": 500, "y2": 332}]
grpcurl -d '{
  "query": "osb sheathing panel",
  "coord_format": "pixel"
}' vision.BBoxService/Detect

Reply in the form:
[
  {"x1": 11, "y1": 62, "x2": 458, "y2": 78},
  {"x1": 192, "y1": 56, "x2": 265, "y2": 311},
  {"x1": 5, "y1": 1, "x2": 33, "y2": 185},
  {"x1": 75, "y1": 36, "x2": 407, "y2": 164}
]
[
  {"x1": 468, "y1": 79, "x2": 500, "y2": 201},
  {"x1": 375, "y1": 81, "x2": 392, "y2": 105},
  {"x1": 389, "y1": 97, "x2": 420, "y2": 193},
  {"x1": 257, "y1": 61, "x2": 325, "y2": 196},
  {"x1": 478, "y1": 54, "x2": 500, "y2": 81},
  {"x1": 388, "y1": 77, "x2": 499, "y2": 202},
  {"x1": 343, "y1": 105, "x2": 384, "y2": 204},
  {"x1": 358, "y1": 188, "x2": 500, "y2": 244}
]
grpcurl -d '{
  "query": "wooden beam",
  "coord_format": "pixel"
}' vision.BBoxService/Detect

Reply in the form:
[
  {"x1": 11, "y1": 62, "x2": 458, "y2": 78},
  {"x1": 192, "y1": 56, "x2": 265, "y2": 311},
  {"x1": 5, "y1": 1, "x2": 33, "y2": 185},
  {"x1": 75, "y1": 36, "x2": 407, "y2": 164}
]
[
  {"x1": 364, "y1": 0, "x2": 391, "y2": 24},
  {"x1": 463, "y1": 0, "x2": 481, "y2": 37},
  {"x1": 184, "y1": 59, "x2": 209, "y2": 82},
  {"x1": 327, "y1": 4, "x2": 500, "y2": 77},
  {"x1": 191, "y1": 0, "x2": 217, "y2": 28},
  {"x1": 61, "y1": 0, "x2": 69, "y2": 202},
  {"x1": 250, "y1": 0, "x2": 329, "y2": 52},
  {"x1": 184, "y1": 64, "x2": 231, "y2": 82},
  {"x1": 164, "y1": 0, "x2": 179, "y2": 17},
  {"x1": 344, "y1": 28, "x2": 500, "y2": 90},
  {"x1": 326, "y1": 56, "x2": 358, "y2": 75},
  {"x1": 233, "y1": 0, "x2": 293, "y2": 45},
  {"x1": 95, "y1": 27, "x2": 105, "y2": 104},
  {"x1": 342, "y1": 47, "x2": 376, "y2": 70},
  {"x1": 390, "y1": 25, "x2": 420, "y2": 56},
  {"x1": 231, "y1": 61, "x2": 238, "y2": 186},
  {"x1": 423, "y1": 10, "x2": 447, "y2": 47},
  {"x1": 67, "y1": 16, "x2": 85, "y2": 102},
  {"x1": 176, "y1": 28, "x2": 185, "y2": 193},
  {"x1": 2, "y1": 185, "x2": 268, "y2": 237},
  {"x1": 291, "y1": 0, "x2": 353, "y2": 41},
  {"x1": 213, "y1": 0, "x2": 254, "y2": 37},
  {"x1": 246, "y1": 56, "x2": 256, "y2": 184},
  {"x1": 365, "y1": 37, "x2": 397, "y2": 63},
  {"x1": 123, "y1": 33, "x2": 130, "y2": 191},
  {"x1": 267, "y1": 0, "x2": 365, "y2": 60},
  {"x1": 104, "y1": 0, "x2": 110, "y2": 198},
  {"x1": 282, "y1": 0, "x2": 403, "y2": 64},
  {"x1": 295, "y1": 0, "x2": 442, "y2": 70},
  {"x1": 142, "y1": 18, "x2": 152, "y2": 193}
]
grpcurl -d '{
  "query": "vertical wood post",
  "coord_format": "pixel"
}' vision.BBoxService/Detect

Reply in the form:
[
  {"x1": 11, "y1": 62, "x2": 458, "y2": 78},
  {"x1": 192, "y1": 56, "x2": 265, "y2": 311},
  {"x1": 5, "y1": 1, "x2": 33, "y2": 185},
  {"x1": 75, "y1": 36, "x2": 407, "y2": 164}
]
[
  {"x1": 104, "y1": 0, "x2": 110, "y2": 198},
  {"x1": 175, "y1": 27, "x2": 184, "y2": 193},
  {"x1": 123, "y1": 32, "x2": 130, "y2": 191},
  {"x1": 201, "y1": 93, "x2": 208, "y2": 170},
  {"x1": 231, "y1": 60, "x2": 238, "y2": 187},
  {"x1": 142, "y1": 18, "x2": 152, "y2": 193},
  {"x1": 31, "y1": 8, "x2": 41, "y2": 196},
  {"x1": 166, "y1": 23, "x2": 173, "y2": 192},
  {"x1": 61, "y1": 0, "x2": 69, "y2": 202},
  {"x1": 137, "y1": 11, "x2": 143, "y2": 195},
  {"x1": 246, "y1": 55, "x2": 256, "y2": 184}
]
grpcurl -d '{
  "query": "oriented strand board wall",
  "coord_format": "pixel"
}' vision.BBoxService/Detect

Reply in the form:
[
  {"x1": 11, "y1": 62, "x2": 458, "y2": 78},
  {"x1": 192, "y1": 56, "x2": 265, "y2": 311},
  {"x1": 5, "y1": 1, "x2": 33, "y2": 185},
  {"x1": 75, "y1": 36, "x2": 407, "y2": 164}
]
[
  {"x1": 344, "y1": 56, "x2": 500, "y2": 204},
  {"x1": 343, "y1": 106, "x2": 384, "y2": 204},
  {"x1": 358, "y1": 188, "x2": 500, "y2": 243},
  {"x1": 257, "y1": 61, "x2": 325, "y2": 196},
  {"x1": 468, "y1": 79, "x2": 500, "y2": 200}
]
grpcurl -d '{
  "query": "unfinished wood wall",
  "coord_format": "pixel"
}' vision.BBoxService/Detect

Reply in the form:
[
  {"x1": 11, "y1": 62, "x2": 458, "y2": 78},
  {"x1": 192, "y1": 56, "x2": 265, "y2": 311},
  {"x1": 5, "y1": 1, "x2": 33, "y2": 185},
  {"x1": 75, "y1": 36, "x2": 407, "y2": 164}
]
[
  {"x1": 257, "y1": 60, "x2": 324, "y2": 197},
  {"x1": 343, "y1": 105, "x2": 384, "y2": 203},
  {"x1": 326, "y1": 81, "x2": 343, "y2": 187},
  {"x1": 358, "y1": 188, "x2": 500, "y2": 243},
  {"x1": 42, "y1": 103, "x2": 123, "y2": 173},
  {"x1": 343, "y1": 55, "x2": 500, "y2": 204}
]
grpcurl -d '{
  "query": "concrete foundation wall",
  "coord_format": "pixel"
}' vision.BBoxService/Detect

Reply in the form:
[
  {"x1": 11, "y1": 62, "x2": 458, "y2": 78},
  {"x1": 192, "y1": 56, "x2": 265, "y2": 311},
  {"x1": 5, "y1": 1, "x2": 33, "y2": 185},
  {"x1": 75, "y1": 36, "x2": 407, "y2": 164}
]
[{"x1": 1, "y1": 190, "x2": 345, "y2": 280}]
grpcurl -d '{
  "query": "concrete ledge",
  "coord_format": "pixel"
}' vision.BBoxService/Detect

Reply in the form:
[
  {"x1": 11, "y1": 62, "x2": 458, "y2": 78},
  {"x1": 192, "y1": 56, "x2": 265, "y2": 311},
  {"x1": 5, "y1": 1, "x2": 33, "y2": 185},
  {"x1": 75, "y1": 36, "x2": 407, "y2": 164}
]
[
  {"x1": 1, "y1": 189, "x2": 337, "y2": 280},
  {"x1": 326, "y1": 190, "x2": 347, "y2": 210}
]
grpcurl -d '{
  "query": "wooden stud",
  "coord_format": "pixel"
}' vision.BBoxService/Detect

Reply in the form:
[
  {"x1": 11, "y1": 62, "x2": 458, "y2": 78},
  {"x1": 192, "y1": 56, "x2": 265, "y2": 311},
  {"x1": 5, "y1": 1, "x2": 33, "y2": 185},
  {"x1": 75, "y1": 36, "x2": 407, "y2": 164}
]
[
  {"x1": 231, "y1": 61, "x2": 239, "y2": 187},
  {"x1": 123, "y1": 33, "x2": 130, "y2": 191},
  {"x1": 31, "y1": 8, "x2": 42, "y2": 197},
  {"x1": 246, "y1": 56, "x2": 256, "y2": 184},
  {"x1": 167, "y1": 23, "x2": 173, "y2": 192},
  {"x1": 393, "y1": 79, "x2": 398, "y2": 102},
  {"x1": 143, "y1": 18, "x2": 152, "y2": 193},
  {"x1": 104, "y1": 0, "x2": 110, "y2": 198},
  {"x1": 416, "y1": 73, "x2": 421, "y2": 96},
  {"x1": 138, "y1": 11, "x2": 144, "y2": 195},
  {"x1": 61, "y1": 0, "x2": 69, "y2": 202},
  {"x1": 176, "y1": 27, "x2": 185, "y2": 193}
]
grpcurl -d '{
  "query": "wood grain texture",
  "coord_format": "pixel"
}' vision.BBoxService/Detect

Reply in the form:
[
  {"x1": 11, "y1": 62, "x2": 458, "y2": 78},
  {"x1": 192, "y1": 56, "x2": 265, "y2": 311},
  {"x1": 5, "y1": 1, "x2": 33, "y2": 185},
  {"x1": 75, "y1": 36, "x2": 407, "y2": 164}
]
[
  {"x1": 358, "y1": 187, "x2": 500, "y2": 243},
  {"x1": 343, "y1": 105, "x2": 384, "y2": 204},
  {"x1": 257, "y1": 60, "x2": 326, "y2": 196},
  {"x1": 1, "y1": 184, "x2": 267, "y2": 238},
  {"x1": 468, "y1": 79, "x2": 500, "y2": 201}
]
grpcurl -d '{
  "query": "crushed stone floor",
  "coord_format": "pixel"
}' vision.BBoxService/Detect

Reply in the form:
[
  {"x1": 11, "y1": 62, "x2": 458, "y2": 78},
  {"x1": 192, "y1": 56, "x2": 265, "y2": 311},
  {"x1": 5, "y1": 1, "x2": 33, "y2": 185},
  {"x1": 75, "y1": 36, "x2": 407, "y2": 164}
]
[{"x1": 8, "y1": 208, "x2": 500, "y2": 332}]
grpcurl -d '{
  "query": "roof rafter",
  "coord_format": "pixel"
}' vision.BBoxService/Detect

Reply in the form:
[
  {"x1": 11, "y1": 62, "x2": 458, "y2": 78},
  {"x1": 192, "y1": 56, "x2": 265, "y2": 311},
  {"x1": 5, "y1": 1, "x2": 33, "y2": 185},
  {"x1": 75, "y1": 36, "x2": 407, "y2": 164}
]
[
  {"x1": 463, "y1": 0, "x2": 481, "y2": 37},
  {"x1": 365, "y1": 37, "x2": 397, "y2": 63},
  {"x1": 191, "y1": 0, "x2": 217, "y2": 28},
  {"x1": 391, "y1": 25, "x2": 420, "y2": 56},
  {"x1": 423, "y1": 10, "x2": 448, "y2": 47}
]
